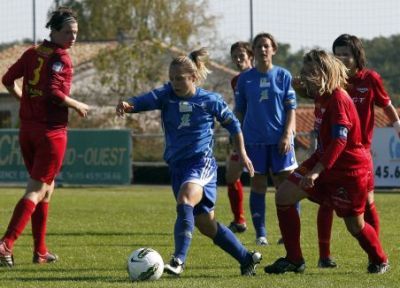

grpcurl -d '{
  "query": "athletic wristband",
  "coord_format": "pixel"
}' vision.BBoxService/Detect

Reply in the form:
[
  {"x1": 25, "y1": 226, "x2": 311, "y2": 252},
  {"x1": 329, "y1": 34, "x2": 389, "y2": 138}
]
[{"x1": 393, "y1": 120, "x2": 400, "y2": 136}]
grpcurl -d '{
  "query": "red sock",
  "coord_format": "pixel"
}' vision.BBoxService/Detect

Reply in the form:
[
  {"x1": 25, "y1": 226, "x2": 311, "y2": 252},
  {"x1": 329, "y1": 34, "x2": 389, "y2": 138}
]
[
  {"x1": 354, "y1": 223, "x2": 387, "y2": 264},
  {"x1": 317, "y1": 205, "x2": 334, "y2": 259},
  {"x1": 364, "y1": 202, "x2": 380, "y2": 237},
  {"x1": 2, "y1": 198, "x2": 36, "y2": 250},
  {"x1": 227, "y1": 180, "x2": 245, "y2": 224},
  {"x1": 31, "y1": 202, "x2": 49, "y2": 255},
  {"x1": 277, "y1": 204, "x2": 303, "y2": 263}
]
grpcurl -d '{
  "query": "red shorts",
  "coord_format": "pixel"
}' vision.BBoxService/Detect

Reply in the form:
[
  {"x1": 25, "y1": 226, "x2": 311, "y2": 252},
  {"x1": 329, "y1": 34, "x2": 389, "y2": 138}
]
[
  {"x1": 366, "y1": 152, "x2": 374, "y2": 192},
  {"x1": 289, "y1": 155, "x2": 368, "y2": 217},
  {"x1": 19, "y1": 128, "x2": 67, "y2": 185}
]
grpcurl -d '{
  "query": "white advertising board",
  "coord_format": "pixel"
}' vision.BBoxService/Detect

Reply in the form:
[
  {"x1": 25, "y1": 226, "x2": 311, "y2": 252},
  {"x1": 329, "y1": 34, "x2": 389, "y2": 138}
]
[{"x1": 371, "y1": 128, "x2": 400, "y2": 187}]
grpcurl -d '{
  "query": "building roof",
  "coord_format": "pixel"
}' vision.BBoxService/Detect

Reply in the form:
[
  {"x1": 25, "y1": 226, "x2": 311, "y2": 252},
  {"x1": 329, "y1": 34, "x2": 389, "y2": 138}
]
[
  {"x1": 0, "y1": 41, "x2": 236, "y2": 93},
  {"x1": 0, "y1": 41, "x2": 118, "y2": 93}
]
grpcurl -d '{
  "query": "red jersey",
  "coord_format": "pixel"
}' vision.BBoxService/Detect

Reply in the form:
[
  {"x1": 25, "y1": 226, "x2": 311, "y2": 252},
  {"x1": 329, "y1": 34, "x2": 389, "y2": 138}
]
[
  {"x1": 347, "y1": 69, "x2": 391, "y2": 149},
  {"x1": 313, "y1": 88, "x2": 368, "y2": 172},
  {"x1": 231, "y1": 74, "x2": 240, "y2": 91},
  {"x1": 2, "y1": 40, "x2": 73, "y2": 130}
]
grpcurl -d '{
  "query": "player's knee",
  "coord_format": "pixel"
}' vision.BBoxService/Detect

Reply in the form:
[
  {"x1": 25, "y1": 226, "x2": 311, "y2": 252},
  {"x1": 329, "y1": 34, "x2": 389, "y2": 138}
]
[
  {"x1": 275, "y1": 181, "x2": 296, "y2": 205},
  {"x1": 344, "y1": 216, "x2": 364, "y2": 235}
]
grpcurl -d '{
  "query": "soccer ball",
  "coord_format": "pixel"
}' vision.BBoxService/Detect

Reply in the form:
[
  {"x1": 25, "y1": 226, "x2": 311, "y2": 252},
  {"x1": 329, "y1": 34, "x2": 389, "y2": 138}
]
[{"x1": 127, "y1": 247, "x2": 164, "y2": 281}]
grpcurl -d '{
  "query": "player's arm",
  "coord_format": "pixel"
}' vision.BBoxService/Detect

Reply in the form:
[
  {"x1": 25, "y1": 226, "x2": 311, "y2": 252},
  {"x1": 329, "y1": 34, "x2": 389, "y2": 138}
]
[
  {"x1": 214, "y1": 95, "x2": 254, "y2": 176},
  {"x1": 116, "y1": 85, "x2": 166, "y2": 116},
  {"x1": 2, "y1": 53, "x2": 26, "y2": 101},
  {"x1": 47, "y1": 55, "x2": 89, "y2": 117},
  {"x1": 231, "y1": 131, "x2": 254, "y2": 177},
  {"x1": 62, "y1": 96, "x2": 90, "y2": 118},
  {"x1": 3, "y1": 82, "x2": 22, "y2": 101},
  {"x1": 300, "y1": 161, "x2": 324, "y2": 189},
  {"x1": 279, "y1": 76, "x2": 297, "y2": 154},
  {"x1": 279, "y1": 108, "x2": 295, "y2": 154},
  {"x1": 382, "y1": 103, "x2": 400, "y2": 138}
]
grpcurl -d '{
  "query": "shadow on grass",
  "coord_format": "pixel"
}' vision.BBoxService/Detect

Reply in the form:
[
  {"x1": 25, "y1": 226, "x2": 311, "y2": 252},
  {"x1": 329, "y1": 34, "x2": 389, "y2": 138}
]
[
  {"x1": 45, "y1": 231, "x2": 171, "y2": 236},
  {"x1": 3, "y1": 272, "x2": 222, "y2": 283},
  {"x1": 1, "y1": 267, "x2": 117, "y2": 273},
  {"x1": 3, "y1": 276, "x2": 129, "y2": 283}
]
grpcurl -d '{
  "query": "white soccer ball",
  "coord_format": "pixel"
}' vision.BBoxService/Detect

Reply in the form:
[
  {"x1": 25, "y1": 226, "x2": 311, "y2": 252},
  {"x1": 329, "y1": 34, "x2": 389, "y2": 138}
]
[{"x1": 127, "y1": 247, "x2": 164, "y2": 281}]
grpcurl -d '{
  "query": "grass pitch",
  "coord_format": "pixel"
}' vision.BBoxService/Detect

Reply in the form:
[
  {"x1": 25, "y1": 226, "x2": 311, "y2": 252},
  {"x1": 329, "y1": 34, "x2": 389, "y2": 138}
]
[{"x1": 0, "y1": 185, "x2": 398, "y2": 288}]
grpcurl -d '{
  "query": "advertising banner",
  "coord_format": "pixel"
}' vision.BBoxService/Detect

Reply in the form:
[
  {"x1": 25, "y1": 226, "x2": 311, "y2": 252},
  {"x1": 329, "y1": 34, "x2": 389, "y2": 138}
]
[
  {"x1": 0, "y1": 129, "x2": 132, "y2": 185},
  {"x1": 371, "y1": 128, "x2": 400, "y2": 187}
]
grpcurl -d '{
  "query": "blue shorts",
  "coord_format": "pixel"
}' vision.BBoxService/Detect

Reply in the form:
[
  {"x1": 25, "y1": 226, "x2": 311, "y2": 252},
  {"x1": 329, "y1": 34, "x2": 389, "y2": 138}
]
[
  {"x1": 246, "y1": 144, "x2": 298, "y2": 174},
  {"x1": 169, "y1": 156, "x2": 217, "y2": 215}
]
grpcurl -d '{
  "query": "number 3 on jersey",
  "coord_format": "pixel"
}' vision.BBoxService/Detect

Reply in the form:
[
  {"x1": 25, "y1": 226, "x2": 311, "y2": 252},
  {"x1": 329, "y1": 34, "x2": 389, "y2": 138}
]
[{"x1": 29, "y1": 57, "x2": 44, "y2": 86}]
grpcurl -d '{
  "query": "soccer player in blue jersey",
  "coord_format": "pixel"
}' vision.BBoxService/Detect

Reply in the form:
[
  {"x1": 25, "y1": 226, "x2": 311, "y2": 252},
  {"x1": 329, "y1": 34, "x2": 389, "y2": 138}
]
[
  {"x1": 116, "y1": 48, "x2": 262, "y2": 276},
  {"x1": 235, "y1": 33, "x2": 298, "y2": 246}
]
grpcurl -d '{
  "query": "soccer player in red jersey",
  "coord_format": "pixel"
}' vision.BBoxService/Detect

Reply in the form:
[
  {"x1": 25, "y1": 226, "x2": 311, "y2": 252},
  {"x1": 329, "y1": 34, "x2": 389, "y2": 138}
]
[
  {"x1": 264, "y1": 49, "x2": 389, "y2": 274},
  {"x1": 0, "y1": 7, "x2": 89, "y2": 267},
  {"x1": 226, "y1": 41, "x2": 253, "y2": 233},
  {"x1": 316, "y1": 34, "x2": 400, "y2": 268}
]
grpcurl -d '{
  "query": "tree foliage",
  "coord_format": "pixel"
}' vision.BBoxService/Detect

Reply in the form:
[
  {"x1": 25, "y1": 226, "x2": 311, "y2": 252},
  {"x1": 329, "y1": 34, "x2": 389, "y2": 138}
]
[
  {"x1": 61, "y1": 0, "x2": 216, "y2": 100},
  {"x1": 58, "y1": 0, "x2": 399, "y2": 107},
  {"x1": 273, "y1": 36, "x2": 400, "y2": 106},
  {"x1": 363, "y1": 35, "x2": 400, "y2": 105}
]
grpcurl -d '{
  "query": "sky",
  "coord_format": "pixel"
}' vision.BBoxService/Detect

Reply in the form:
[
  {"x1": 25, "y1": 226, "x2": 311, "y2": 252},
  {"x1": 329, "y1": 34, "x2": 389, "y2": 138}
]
[{"x1": 1, "y1": 0, "x2": 400, "y2": 54}]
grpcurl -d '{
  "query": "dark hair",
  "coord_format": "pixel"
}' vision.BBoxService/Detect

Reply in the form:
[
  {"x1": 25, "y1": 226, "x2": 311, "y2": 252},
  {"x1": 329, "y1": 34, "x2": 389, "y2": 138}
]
[
  {"x1": 252, "y1": 33, "x2": 278, "y2": 52},
  {"x1": 46, "y1": 6, "x2": 77, "y2": 31},
  {"x1": 332, "y1": 34, "x2": 366, "y2": 70},
  {"x1": 230, "y1": 41, "x2": 253, "y2": 58}
]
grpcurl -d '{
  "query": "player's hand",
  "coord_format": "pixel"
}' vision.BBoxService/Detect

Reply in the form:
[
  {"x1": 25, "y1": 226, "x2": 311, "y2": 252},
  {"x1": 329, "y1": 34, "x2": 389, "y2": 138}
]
[
  {"x1": 292, "y1": 76, "x2": 312, "y2": 99},
  {"x1": 299, "y1": 172, "x2": 319, "y2": 190},
  {"x1": 291, "y1": 76, "x2": 304, "y2": 90},
  {"x1": 75, "y1": 102, "x2": 90, "y2": 118},
  {"x1": 240, "y1": 153, "x2": 254, "y2": 177},
  {"x1": 279, "y1": 135, "x2": 291, "y2": 155},
  {"x1": 116, "y1": 101, "x2": 134, "y2": 117}
]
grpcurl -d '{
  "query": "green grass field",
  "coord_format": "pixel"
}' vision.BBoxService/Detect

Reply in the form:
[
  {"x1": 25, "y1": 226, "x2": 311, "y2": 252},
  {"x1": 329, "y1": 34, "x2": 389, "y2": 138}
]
[{"x1": 0, "y1": 185, "x2": 398, "y2": 288}]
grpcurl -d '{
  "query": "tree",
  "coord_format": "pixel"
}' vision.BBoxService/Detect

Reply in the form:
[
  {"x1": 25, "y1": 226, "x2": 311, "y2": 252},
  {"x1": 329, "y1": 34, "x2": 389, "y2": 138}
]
[
  {"x1": 62, "y1": 0, "x2": 216, "y2": 101},
  {"x1": 364, "y1": 35, "x2": 400, "y2": 106}
]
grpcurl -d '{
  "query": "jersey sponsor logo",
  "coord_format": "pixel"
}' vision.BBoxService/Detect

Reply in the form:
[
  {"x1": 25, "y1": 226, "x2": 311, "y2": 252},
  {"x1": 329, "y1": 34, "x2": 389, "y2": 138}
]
[
  {"x1": 52, "y1": 62, "x2": 64, "y2": 72},
  {"x1": 178, "y1": 114, "x2": 191, "y2": 129},
  {"x1": 179, "y1": 101, "x2": 192, "y2": 112},
  {"x1": 356, "y1": 87, "x2": 368, "y2": 93},
  {"x1": 259, "y1": 77, "x2": 270, "y2": 88},
  {"x1": 352, "y1": 97, "x2": 366, "y2": 104},
  {"x1": 259, "y1": 90, "x2": 268, "y2": 102}
]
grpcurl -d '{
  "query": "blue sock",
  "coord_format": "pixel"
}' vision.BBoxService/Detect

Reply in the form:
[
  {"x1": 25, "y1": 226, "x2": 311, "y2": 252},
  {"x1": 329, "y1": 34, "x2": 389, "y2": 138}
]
[
  {"x1": 174, "y1": 204, "x2": 194, "y2": 263},
  {"x1": 213, "y1": 222, "x2": 249, "y2": 265},
  {"x1": 295, "y1": 201, "x2": 301, "y2": 215},
  {"x1": 250, "y1": 191, "x2": 266, "y2": 238}
]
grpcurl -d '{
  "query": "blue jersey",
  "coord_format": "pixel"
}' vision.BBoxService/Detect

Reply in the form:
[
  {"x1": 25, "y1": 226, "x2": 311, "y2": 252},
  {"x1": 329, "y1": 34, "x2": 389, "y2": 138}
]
[
  {"x1": 128, "y1": 83, "x2": 241, "y2": 164},
  {"x1": 234, "y1": 66, "x2": 297, "y2": 145}
]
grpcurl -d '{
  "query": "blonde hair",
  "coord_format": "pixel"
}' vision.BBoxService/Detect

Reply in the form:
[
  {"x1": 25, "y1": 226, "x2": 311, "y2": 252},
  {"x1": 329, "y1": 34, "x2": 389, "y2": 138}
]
[
  {"x1": 170, "y1": 47, "x2": 211, "y2": 85},
  {"x1": 301, "y1": 49, "x2": 348, "y2": 95}
]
